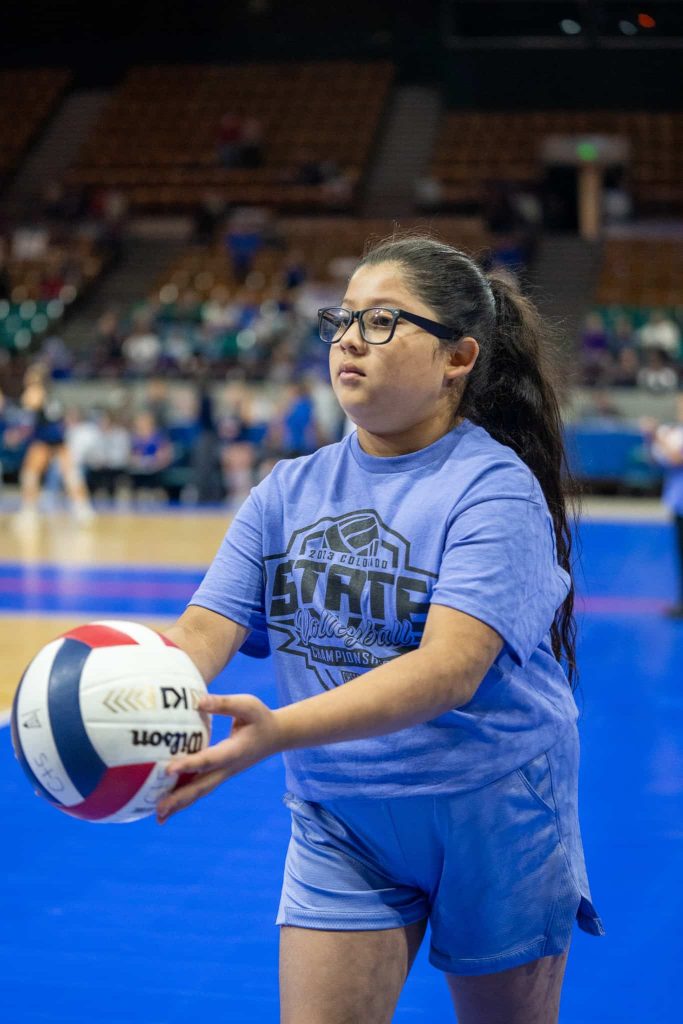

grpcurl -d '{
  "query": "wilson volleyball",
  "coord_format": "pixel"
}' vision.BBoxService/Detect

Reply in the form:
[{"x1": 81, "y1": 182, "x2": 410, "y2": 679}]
[{"x1": 11, "y1": 620, "x2": 211, "y2": 824}]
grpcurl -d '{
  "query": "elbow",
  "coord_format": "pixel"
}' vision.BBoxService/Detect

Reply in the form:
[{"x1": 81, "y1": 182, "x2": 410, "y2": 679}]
[{"x1": 422, "y1": 640, "x2": 502, "y2": 710}]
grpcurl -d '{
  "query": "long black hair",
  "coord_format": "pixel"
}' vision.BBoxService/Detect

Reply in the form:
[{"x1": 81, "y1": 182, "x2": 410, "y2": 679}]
[{"x1": 357, "y1": 235, "x2": 579, "y2": 688}]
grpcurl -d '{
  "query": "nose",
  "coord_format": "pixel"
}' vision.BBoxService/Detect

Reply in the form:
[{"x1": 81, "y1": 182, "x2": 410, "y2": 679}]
[{"x1": 338, "y1": 315, "x2": 366, "y2": 353}]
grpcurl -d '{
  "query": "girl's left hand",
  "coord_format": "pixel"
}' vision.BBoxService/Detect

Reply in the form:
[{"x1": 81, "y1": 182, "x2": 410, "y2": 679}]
[{"x1": 156, "y1": 693, "x2": 281, "y2": 823}]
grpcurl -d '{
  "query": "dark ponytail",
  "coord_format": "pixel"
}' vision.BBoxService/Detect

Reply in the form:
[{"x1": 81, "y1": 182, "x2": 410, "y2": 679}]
[{"x1": 358, "y1": 236, "x2": 579, "y2": 688}]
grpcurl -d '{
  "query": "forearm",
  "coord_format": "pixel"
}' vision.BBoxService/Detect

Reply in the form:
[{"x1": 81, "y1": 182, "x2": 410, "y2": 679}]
[
  {"x1": 273, "y1": 642, "x2": 490, "y2": 751},
  {"x1": 163, "y1": 607, "x2": 248, "y2": 684}
]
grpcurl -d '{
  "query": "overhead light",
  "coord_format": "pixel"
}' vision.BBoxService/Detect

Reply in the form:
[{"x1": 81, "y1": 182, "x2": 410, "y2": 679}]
[
  {"x1": 618, "y1": 20, "x2": 638, "y2": 35},
  {"x1": 559, "y1": 19, "x2": 582, "y2": 35},
  {"x1": 637, "y1": 13, "x2": 656, "y2": 29}
]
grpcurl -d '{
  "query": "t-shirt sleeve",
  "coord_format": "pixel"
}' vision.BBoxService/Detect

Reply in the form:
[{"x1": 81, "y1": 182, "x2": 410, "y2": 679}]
[
  {"x1": 189, "y1": 488, "x2": 270, "y2": 658},
  {"x1": 429, "y1": 496, "x2": 570, "y2": 667}
]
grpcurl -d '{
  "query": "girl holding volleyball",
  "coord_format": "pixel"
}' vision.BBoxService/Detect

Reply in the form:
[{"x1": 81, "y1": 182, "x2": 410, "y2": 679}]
[{"x1": 158, "y1": 236, "x2": 603, "y2": 1024}]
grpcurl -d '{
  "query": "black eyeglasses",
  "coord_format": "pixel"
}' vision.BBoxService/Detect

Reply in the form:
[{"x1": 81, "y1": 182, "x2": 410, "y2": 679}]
[{"x1": 317, "y1": 306, "x2": 460, "y2": 346}]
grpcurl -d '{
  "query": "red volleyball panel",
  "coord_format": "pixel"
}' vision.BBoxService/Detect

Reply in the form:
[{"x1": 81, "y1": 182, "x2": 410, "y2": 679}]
[
  {"x1": 62, "y1": 762, "x2": 156, "y2": 820},
  {"x1": 62, "y1": 624, "x2": 140, "y2": 649}
]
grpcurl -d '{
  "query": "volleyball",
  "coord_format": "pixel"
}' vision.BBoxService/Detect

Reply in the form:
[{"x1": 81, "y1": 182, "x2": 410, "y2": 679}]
[{"x1": 10, "y1": 620, "x2": 211, "y2": 824}]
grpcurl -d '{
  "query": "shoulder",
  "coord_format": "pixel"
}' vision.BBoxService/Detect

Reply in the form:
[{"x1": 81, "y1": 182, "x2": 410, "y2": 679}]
[
  {"x1": 272, "y1": 435, "x2": 351, "y2": 479},
  {"x1": 450, "y1": 421, "x2": 543, "y2": 509},
  {"x1": 250, "y1": 435, "x2": 353, "y2": 505}
]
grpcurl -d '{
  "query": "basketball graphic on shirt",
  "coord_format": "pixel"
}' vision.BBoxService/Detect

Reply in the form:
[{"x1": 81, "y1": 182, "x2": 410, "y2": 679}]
[{"x1": 324, "y1": 513, "x2": 380, "y2": 557}]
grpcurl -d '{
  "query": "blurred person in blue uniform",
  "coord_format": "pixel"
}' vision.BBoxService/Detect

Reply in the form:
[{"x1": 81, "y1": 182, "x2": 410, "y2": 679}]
[{"x1": 13, "y1": 364, "x2": 94, "y2": 528}]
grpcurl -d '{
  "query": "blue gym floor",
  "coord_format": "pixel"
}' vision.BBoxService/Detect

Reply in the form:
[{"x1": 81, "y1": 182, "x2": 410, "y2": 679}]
[{"x1": 1, "y1": 518, "x2": 682, "y2": 1022}]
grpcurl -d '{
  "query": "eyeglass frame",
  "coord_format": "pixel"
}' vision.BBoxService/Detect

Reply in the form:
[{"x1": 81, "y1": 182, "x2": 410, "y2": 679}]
[{"x1": 317, "y1": 306, "x2": 463, "y2": 346}]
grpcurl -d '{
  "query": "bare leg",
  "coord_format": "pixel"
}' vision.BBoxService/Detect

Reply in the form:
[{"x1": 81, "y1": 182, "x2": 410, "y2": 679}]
[
  {"x1": 55, "y1": 446, "x2": 94, "y2": 522},
  {"x1": 13, "y1": 442, "x2": 50, "y2": 528},
  {"x1": 19, "y1": 442, "x2": 50, "y2": 508},
  {"x1": 279, "y1": 918, "x2": 427, "y2": 1024},
  {"x1": 447, "y1": 950, "x2": 569, "y2": 1024}
]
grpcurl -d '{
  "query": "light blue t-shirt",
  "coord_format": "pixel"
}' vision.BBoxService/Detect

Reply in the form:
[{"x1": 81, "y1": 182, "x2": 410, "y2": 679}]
[{"x1": 190, "y1": 420, "x2": 577, "y2": 800}]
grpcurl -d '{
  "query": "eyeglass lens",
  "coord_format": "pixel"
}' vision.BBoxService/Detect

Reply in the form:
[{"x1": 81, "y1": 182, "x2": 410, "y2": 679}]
[{"x1": 319, "y1": 308, "x2": 396, "y2": 344}]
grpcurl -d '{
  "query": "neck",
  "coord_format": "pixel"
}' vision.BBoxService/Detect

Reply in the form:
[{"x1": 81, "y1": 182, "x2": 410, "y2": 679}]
[{"x1": 356, "y1": 413, "x2": 463, "y2": 458}]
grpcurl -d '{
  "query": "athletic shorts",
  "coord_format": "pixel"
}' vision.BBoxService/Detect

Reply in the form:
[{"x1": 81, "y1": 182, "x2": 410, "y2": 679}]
[{"x1": 276, "y1": 725, "x2": 604, "y2": 976}]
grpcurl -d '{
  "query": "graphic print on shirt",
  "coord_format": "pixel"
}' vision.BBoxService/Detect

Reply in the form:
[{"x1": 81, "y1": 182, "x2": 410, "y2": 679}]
[{"x1": 264, "y1": 510, "x2": 437, "y2": 690}]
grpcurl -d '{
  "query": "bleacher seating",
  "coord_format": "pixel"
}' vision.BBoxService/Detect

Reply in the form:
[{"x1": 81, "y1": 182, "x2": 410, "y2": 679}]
[
  {"x1": 155, "y1": 216, "x2": 491, "y2": 301},
  {"x1": 0, "y1": 232, "x2": 105, "y2": 353},
  {"x1": 65, "y1": 63, "x2": 393, "y2": 212},
  {"x1": 431, "y1": 111, "x2": 683, "y2": 213},
  {"x1": 0, "y1": 69, "x2": 70, "y2": 185},
  {"x1": 595, "y1": 238, "x2": 683, "y2": 308}
]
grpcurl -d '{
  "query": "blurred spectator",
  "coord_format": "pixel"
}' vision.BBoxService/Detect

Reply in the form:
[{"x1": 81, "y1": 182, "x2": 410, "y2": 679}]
[
  {"x1": 123, "y1": 323, "x2": 163, "y2": 376},
  {"x1": 240, "y1": 117, "x2": 264, "y2": 169},
  {"x1": 637, "y1": 348, "x2": 678, "y2": 394},
  {"x1": 65, "y1": 406, "x2": 99, "y2": 477},
  {"x1": 39, "y1": 335, "x2": 73, "y2": 380},
  {"x1": 308, "y1": 375, "x2": 344, "y2": 445},
  {"x1": 190, "y1": 379, "x2": 224, "y2": 504},
  {"x1": 92, "y1": 309, "x2": 125, "y2": 376},
  {"x1": 193, "y1": 191, "x2": 226, "y2": 246},
  {"x1": 415, "y1": 175, "x2": 444, "y2": 212},
  {"x1": 282, "y1": 249, "x2": 307, "y2": 292},
  {"x1": 610, "y1": 314, "x2": 637, "y2": 356},
  {"x1": 580, "y1": 312, "x2": 612, "y2": 385},
  {"x1": 321, "y1": 168, "x2": 355, "y2": 210},
  {"x1": 602, "y1": 169, "x2": 632, "y2": 226},
  {"x1": 90, "y1": 188, "x2": 129, "y2": 263},
  {"x1": 610, "y1": 346, "x2": 640, "y2": 388},
  {"x1": 269, "y1": 381, "x2": 319, "y2": 457},
  {"x1": 637, "y1": 310, "x2": 681, "y2": 360},
  {"x1": 12, "y1": 223, "x2": 49, "y2": 260},
  {"x1": 84, "y1": 410, "x2": 131, "y2": 502},
  {"x1": 219, "y1": 382, "x2": 260, "y2": 506},
  {"x1": 0, "y1": 387, "x2": 20, "y2": 485},
  {"x1": 581, "y1": 389, "x2": 623, "y2": 421},
  {"x1": 0, "y1": 251, "x2": 11, "y2": 300},
  {"x1": 217, "y1": 113, "x2": 244, "y2": 168},
  {"x1": 128, "y1": 411, "x2": 174, "y2": 500},
  {"x1": 144, "y1": 379, "x2": 171, "y2": 430},
  {"x1": 224, "y1": 208, "x2": 265, "y2": 283}
]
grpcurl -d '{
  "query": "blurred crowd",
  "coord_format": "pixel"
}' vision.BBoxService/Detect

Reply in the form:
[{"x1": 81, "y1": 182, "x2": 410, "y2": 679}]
[
  {"x1": 578, "y1": 309, "x2": 683, "y2": 392},
  {"x1": 0, "y1": 370, "x2": 346, "y2": 515}
]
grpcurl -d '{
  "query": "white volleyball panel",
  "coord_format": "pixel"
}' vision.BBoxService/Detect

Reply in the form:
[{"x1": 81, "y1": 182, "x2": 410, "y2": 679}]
[
  {"x1": 14, "y1": 638, "x2": 85, "y2": 807},
  {"x1": 79, "y1": 645, "x2": 208, "y2": 723},
  {"x1": 86, "y1": 715, "x2": 211, "y2": 767},
  {"x1": 81, "y1": 643, "x2": 210, "y2": 767}
]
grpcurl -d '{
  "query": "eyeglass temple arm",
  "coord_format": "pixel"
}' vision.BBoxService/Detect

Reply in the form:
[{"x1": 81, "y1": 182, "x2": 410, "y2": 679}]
[{"x1": 398, "y1": 310, "x2": 459, "y2": 341}]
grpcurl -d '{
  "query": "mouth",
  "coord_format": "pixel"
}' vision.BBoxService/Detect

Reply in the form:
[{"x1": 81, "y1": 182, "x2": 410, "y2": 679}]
[{"x1": 338, "y1": 363, "x2": 365, "y2": 378}]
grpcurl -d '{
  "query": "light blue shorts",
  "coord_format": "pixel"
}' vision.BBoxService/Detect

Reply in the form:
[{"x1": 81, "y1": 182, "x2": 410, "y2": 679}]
[{"x1": 276, "y1": 726, "x2": 604, "y2": 976}]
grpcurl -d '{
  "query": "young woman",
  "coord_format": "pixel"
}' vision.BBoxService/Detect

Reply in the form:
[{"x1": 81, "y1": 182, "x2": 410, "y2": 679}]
[
  {"x1": 156, "y1": 236, "x2": 604, "y2": 1024},
  {"x1": 13, "y1": 364, "x2": 94, "y2": 528}
]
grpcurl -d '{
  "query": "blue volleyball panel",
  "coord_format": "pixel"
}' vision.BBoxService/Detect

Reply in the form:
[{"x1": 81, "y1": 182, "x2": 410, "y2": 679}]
[{"x1": 47, "y1": 638, "x2": 107, "y2": 797}]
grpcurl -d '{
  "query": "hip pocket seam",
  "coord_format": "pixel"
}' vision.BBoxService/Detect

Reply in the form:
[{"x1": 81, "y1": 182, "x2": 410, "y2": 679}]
[{"x1": 515, "y1": 753, "x2": 557, "y2": 820}]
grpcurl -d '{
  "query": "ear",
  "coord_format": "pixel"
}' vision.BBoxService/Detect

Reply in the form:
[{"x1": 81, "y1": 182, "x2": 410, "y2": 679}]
[{"x1": 443, "y1": 336, "x2": 479, "y2": 384}]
